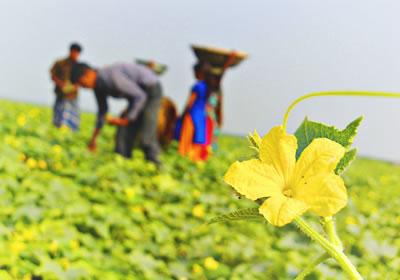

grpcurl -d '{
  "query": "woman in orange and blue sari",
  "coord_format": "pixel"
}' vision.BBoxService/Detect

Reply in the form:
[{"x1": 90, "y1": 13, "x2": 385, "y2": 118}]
[{"x1": 176, "y1": 62, "x2": 213, "y2": 161}]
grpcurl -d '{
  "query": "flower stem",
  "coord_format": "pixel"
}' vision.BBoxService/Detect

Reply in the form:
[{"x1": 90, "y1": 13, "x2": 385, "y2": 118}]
[
  {"x1": 294, "y1": 216, "x2": 363, "y2": 280},
  {"x1": 322, "y1": 216, "x2": 343, "y2": 249},
  {"x1": 282, "y1": 91, "x2": 400, "y2": 132},
  {"x1": 295, "y1": 252, "x2": 329, "y2": 280}
]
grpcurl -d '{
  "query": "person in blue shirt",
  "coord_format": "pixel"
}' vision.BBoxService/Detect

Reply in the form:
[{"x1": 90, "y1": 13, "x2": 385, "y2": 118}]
[{"x1": 177, "y1": 62, "x2": 212, "y2": 161}]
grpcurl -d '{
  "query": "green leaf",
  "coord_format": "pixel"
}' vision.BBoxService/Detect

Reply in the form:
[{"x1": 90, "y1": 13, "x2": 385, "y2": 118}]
[
  {"x1": 294, "y1": 116, "x2": 362, "y2": 174},
  {"x1": 335, "y1": 148, "x2": 357, "y2": 175},
  {"x1": 204, "y1": 207, "x2": 263, "y2": 226}
]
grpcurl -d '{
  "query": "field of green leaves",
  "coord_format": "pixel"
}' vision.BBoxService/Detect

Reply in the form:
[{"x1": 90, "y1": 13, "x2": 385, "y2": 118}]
[{"x1": 0, "y1": 99, "x2": 399, "y2": 279}]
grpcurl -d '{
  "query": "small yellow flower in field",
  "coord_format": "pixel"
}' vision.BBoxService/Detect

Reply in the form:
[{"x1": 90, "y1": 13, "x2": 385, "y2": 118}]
[
  {"x1": 49, "y1": 241, "x2": 59, "y2": 253},
  {"x1": 397, "y1": 216, "x2": 400, "y2": 224},
  {"x1": 17, "y1": 114, "x2": 27, "y2": 127},
  {"x1": 59, "y1": 125, "x2": 68, "y2": 134},
  {"x1": 124, "y1": 188, "x2": 135, "y2": 198},
  {"x1": 367, "y1": 191, "x2": 375, "y2": 199},
  {"x1": 192, "y1": 205, "x2": 205, "y2": 218},
  {"x1": 53, "y1": 145, "x2": 62, "y2": 154},
  {"x1": 6, "y1": 135, "x2": 16, "y2": 145},
  {"x1": 38, "y1": 160, "x2": 47, "y2": 170},
  {"x1": 26, "y1": 158, "x2": 37, "y2": 169},
  {"x1": 54, "y1": 162, "x2": 63, "y2": 170},
  {"x1": 345, "y1": 217, "x2": 358, "y2": 225},
  {"x1": 11, "y1": 266, "x2": 18, "y2": 277},
  {"x1": 69, "y1": 240, "x2": 80, "y2": 249},
  {"x1": 192, "y1": 189, "x2": 200, "y2": 198},
  {"x1": 204, "y1": 257, "x2": 219, "y2": 270},
  {"x1": 23, "y1": 274, "x2": 32, "y2": 280},
  {"x1": 192, "y1": 264, "x2": 203, "y2": 275},
  {"x1": 18, "y1": 153, "x2": 26, "y2": 162},
  {"x1": 196, "y1": 161, "x2": 205, "y2": 169},
  {"x1": 61, "y1": 258, "x2": 70, "y2": 270},
  {"x1": 224, "y1": 126, "x2": 347, "y2": 227},
  {"x1": 10, "y1": 241, "x2": 26, "y2": 255},
  {"x1": 129, "y1": 206, "x2": 145, "y2": 214},
  {"x1": 370, "y1": 207, "x2": 378, "y2": 214},
  {"x1": 28, "y1": 108, "x2": 39, "y2": 118},
  {"x1": 379, "y1": 176, "x2": 389, "y2": 184},
  {"x1": 21, "y1": 229, "x2": 35, "y2": 242}
]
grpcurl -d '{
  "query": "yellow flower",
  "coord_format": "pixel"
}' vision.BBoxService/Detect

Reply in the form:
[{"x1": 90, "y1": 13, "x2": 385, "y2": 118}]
[
  {"x1": 54, "y1": 162, "x2": 63, "y2": 170},
  {"x1": 49, "y1": 241, "x2": 59, "y2": 253},
  {"x1": 192, "y1": 205, "x2": 205, "y2": 218},
  {"x1": 26, "y1": 158, "x2": 37, "y2": 169},
  {"x1": 192, "y1": 264, "x2": 203, "y2": 275},
  {"x1": 204, "y1": 257, "x2": 219, "y2": 270},
  {"x1": 53, "y1": 145, "x2": 62, "y2": 154},
  {"x1": 17, "y1": 114, "x2": 27, "y2": 127},
  {"x1": 124, "y1": 188, "x2": 135, "y2": 198},
  {"x1": 23, "y1": 274, "x2": 32, "y2": 280},
  {"x1": 38, "y1": 160, "x2": 47, "y2": 170},
  {"x1": 345, "y1": 217, "x2": 358, "y2": 225},
  {"x1": 59, "y1": 125, "x2": 68, "y2": 134},
  {"x1": 10, "y1": 241, "x2": 26, "y2": 255},
  {"x1": 61, "y1": 258, "x2": 70, "y2": 270},
  {"x1": 69, "y1": 240, "x2": 80, "y2": 249},
  {"x1": 192, "y1": 189, "x2": 200, "y2": 198},
  {"x1": 21, "y1": 229, "x2": 35, "y2": 242},
  {"x1": 18, "y1": 153, "x2": 26, "y2": 162},
  {"x1": 224, "y1": 126, "x2": 347, "y2": 227}
]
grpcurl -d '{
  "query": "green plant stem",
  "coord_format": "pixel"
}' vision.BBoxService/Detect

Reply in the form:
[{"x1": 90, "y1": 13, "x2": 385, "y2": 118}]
[
  {"x1": 322, "y1": 216, "x2": 343, "y2": 249},
  {"x1": 282, "y1": 91, "x2": 400, "y2": 132},
  {"x1": 294, "y1": 216, "x2": 363, "y2": 280},
  {"x1": 295, "y1": 252, "x2": 329, "y2": 280}
]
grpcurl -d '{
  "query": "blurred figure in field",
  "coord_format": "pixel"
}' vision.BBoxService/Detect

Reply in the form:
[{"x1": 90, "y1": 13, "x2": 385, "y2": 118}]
[
  {"x1": 157, "y1": 97, "x2": 177, "y2": 147},
  {"x1": 50, "y1": 43, "x2": 82, "y2": 131},
  {"x1": 70, "y1": 62, "x2": 163, "y2": 165},
  {"x1": 206, "y1": 73, "x2": 223, "y2": 151},
  {"x1": 176, "y1": 62, "x2": 213, "y2": 161}
]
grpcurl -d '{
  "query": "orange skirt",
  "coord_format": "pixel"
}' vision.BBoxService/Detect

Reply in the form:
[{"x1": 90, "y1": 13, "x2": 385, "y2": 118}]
[{"x1": 178, "y1": 114, "x2": 213, "y2": 161}]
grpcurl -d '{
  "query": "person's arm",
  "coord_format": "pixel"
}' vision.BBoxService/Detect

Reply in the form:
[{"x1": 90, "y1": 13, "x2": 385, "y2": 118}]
[
  {"x1": 50, "y1": 62, "x2": 65, "y2": 88},
  {"x1": 184, "y1": 92, "x2": 197, "y2": 115},
  {"x1": 89, "y1": 91, "x2": 109, "y2": 151},
  {"x1": 216, "y1": 93, "x2": 223, "y2": 127}
]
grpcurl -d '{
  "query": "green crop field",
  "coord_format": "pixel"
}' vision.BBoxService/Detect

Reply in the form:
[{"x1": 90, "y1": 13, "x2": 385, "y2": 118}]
[{"x1": 0, "y1": 100, "x2": 398, "y2": 280}]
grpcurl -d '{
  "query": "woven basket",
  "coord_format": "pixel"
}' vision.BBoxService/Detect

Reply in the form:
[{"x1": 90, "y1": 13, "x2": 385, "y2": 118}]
[
  {"x1": 191, "y1": 45, "x2": 248, "y2": 69},
  {"x1": 135, "y1": 59, "x2": 168, "y2": 75}
]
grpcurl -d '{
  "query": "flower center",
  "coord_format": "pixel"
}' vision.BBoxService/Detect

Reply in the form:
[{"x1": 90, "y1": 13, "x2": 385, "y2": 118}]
[{"x1": 282, "y1": 188, "x2": 293, "y2": 198}]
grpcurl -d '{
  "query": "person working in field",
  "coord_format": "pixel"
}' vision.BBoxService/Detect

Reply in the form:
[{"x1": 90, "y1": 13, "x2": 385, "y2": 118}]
[
  {"x1": 50, "y1": 43, "x2": 82, "y2": 131},
  {"x1": 70, "y1": 62, "x2": 163, "y2": 165},
  {"x1": 176, "y1": 62, "x2": 213, "y2": 161}
]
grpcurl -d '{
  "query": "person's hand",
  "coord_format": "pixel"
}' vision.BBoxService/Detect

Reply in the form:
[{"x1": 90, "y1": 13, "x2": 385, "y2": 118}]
[
  {"x1": 106, "y1": 116, "x2": 129, "y2": 127},
  {"x1": 88, "y1": 139, "x2": 97, "y2": 152},
  {"x1": 62, "y1": 81, "x2": 76, "y2": 94}
]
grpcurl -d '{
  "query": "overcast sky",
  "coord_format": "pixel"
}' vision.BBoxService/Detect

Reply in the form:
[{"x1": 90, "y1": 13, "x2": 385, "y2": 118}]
[{"x1": 1, "y1": 0, "x2": 400, "y2": 160}]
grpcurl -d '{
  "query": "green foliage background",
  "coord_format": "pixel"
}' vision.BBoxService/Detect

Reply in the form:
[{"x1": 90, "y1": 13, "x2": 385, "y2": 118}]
[{"x1": 0, "y1": 100, "x2": 398, "y2": 279}]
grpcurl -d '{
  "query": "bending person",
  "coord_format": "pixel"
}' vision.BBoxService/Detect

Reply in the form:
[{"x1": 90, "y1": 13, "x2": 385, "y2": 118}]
[{"x1": 70, "y1": 62, "x2": 162, "y2": 165}]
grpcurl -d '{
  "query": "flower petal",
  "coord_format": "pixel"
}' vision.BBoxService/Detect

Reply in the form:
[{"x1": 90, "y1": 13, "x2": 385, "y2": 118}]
[
  {"x1": 259, "y1": 126, "x2": 297, "y2": 184},
  {"x1": 295, "y1": 173, "x2": 347, "y2": 216},
  {"x1": 224, "y1": 159, "x2": 281, "y2": 200},
  {"x1": 259, "y1": 194, "x2": 309, "y2": 227},
  {"x1": 291, "y1": 138, "x2": 345, "y2": 187}
]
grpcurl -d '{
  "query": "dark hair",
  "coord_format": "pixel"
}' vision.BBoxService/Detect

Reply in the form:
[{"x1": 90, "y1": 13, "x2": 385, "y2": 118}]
[
  {"x1": 70, "y1": 43, "x2": 82, "y2": 52},
  {"x1": 70, "y1": 63, "x2": 91, "y2": 83},
  {"x1": 193, "y1": 61, "x2": 210, "y2": 74}
]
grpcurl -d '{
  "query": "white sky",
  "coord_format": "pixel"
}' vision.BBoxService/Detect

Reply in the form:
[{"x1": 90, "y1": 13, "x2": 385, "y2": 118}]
[{"x1": 1, "y1": 0, "x2": 400, "y2": 160}]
